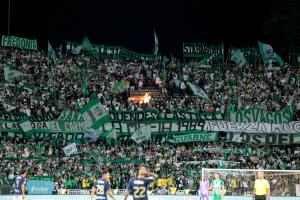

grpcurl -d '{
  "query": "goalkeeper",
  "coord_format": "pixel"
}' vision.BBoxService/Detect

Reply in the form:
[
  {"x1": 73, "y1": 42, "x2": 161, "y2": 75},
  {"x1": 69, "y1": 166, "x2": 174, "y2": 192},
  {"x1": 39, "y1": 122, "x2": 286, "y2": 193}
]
[{"x1": 209, "y1": 172, "x2": 226, "y2": 200}]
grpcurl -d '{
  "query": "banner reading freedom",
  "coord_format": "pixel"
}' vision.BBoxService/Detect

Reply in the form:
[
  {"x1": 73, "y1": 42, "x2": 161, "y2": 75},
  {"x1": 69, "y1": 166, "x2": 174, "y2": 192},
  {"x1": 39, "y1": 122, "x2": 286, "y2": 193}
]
[
  {"x1": 229, "y1": 108, "x2": 294, "y2": 123},
  {"x1": 1, "y1": 35, "x2": 38, "y2": 50},
  {"x1": 204, "y1": 121, "x2": 300, "y2": 134},
  {"x1": 169, "y1": 132, "x2": 218, "y2": 143}
]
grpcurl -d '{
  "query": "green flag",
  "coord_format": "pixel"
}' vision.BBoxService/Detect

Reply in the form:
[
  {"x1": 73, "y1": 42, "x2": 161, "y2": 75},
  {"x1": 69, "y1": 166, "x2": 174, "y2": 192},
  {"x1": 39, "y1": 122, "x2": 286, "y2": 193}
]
[
  {"x1": 258, "y1": 41, "x2": 284, "y2": 66},
  {"x1": 82, "y1": 36, "x2": 99, "y2": 56},
  {"x1": 81, "y1": 68, "x2": 88, "y2": 96},
  {"x1": 230, "y1": 48, "x2": 246, "y2": 67},
  {"x1": 102, "y1": 128, "x2": 118, "y2": 145},
  {"x1": 82, "y1": 36, "x2": 93, "y2": 51},
  {"x1": 131, "y1": 125, "x2": 151, "y2": 144},
  {"x1": 111, "y1": 80, "x2": 129, "y2": 94},
  {"x1": 48, "y1": 41, "x2": 58, "y2": 64}
]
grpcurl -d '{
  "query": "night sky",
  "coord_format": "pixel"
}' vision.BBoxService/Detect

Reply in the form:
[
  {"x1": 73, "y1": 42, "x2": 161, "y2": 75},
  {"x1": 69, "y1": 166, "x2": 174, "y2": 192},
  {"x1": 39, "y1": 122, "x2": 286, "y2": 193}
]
[{"x1": 0, "y1": 0, "x2": 299, "y2": 57}]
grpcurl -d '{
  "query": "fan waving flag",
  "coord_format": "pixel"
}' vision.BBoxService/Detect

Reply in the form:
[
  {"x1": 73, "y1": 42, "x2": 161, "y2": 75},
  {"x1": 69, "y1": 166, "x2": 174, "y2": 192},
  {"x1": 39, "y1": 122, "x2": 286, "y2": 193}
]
[
  {"x1": 131, "y1": 125, "x2": 151, "y2": 144},
  {"x1": 188, "y1": 82, "x2": 210, "y2": 100}
]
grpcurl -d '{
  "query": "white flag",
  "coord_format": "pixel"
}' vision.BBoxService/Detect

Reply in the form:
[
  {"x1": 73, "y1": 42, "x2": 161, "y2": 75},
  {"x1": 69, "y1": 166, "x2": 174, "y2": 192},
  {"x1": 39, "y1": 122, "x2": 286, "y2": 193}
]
[
  {"x1": 72, "y1": 45, "x2": 82, "y2": 54},
  {"x1": 188, "y1": 82, "x2": 210, "y2": 100},
  {"x1": 230, "y1": 48, "x2": 246, "y2": 67},
  {"x1": 63, "y1": 143, "x2": 78, "y2": 156},
  {"x1": 153, "y1": 30, "x2": 159, "y2": 55},
  {"x1": 131, "y1": 125, "x2": 151, "y2": 144}
]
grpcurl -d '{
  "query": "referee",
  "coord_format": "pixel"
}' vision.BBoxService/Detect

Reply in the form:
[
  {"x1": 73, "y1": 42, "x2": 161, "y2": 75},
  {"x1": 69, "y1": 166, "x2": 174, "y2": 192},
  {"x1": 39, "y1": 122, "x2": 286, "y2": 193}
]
[{"x1": 253, "y1": 171, "x2": 270, "y2": 200}]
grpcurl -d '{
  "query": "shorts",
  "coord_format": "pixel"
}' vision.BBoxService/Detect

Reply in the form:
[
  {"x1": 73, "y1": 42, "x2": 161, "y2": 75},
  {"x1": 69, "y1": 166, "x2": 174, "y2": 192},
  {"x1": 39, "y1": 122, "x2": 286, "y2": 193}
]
[
  {"x1": 213, "y1": 194, "x2": 222, "y2": 200},
  {"x1": 12, "y1": 195, "x2": 23, "y2": 200},
  {"x1": 255, "y1": 195, "x2": 266, "y2": 200},
  {"x1": 200, "y1": 194, "x2": 209, "y2": 200}
]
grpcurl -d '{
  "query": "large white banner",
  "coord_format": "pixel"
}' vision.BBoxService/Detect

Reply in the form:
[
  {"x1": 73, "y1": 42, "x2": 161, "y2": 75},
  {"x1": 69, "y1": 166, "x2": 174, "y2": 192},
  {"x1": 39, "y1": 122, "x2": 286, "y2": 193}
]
[{"x1": 204, "y1": 121, "x2": 300, "y2": 134}]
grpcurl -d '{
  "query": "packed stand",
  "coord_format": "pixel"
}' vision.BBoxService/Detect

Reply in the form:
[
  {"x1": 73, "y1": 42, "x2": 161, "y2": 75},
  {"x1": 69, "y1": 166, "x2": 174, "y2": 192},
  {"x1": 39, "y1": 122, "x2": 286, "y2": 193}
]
[
  {"x1": 1, "y1": 48, "x2": 300, "y2": 120},
  {"x1": 0, "y1": 137, "x2": 299, "y2": 195}
]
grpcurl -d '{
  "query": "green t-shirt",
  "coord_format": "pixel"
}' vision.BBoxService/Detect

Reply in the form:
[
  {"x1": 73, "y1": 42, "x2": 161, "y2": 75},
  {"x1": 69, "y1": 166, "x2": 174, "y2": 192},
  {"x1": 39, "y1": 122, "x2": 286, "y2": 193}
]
[
  {"x1": 65, "y1": 179, "x2": 72, "y2": 188},
  {"x1": 212, "y1": 179, "x2": 224, "y2": 195}
]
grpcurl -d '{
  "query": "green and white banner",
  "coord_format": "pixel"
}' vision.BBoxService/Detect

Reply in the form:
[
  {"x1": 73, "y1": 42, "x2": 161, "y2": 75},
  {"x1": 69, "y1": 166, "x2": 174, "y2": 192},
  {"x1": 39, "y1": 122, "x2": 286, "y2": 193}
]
[
  {"x1": 228, "y1": 132, "x2": 300, "y2": 145},
  {"x1": 66, "y1": 40, "x2": 161, "y2": 61},
  {"x1": 204, "y1": 120, "x2": 300, "y2": 134},
  {"x1": 183, "y1": 43, "x2": 224, "y2": 60},
  {"x1": 169, "y1": 132, "x2": 218, "y2": 143},
  {"x1": 0, "y1": 102, "x2": 225, "y2": 136},
  {"x1": 1, "y1": 35, "x2": 38, "y2": 50},
  {"x1": 229, "y1": 108, "x2": 294, "y2": 123}
]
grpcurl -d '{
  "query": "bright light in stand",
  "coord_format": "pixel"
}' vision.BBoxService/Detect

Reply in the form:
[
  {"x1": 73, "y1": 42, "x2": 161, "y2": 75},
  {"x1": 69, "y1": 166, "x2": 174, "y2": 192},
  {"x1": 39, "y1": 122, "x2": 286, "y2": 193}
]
[{"x1": 143, "y1": 93, "x2": 151, "y2": 103}]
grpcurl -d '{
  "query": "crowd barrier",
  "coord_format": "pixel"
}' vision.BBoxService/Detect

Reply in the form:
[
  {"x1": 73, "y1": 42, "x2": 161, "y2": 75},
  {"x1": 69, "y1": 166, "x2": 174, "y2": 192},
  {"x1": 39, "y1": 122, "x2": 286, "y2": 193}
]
[{"x1": 0, "y1": 195, "x2": 299, "y2": 200}]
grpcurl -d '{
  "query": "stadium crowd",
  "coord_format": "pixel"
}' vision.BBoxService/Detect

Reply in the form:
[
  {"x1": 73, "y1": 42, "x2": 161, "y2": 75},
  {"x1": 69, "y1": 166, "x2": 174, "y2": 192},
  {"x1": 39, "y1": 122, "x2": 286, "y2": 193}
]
[
  {"x1": 0, "y1": 137, "x2": 299, "y2": 195},
  {"x1": 1, "y1": 47, "x2": 300, "y2": 196},
  {"x1": 1, "y1": 48, "x2": 300, "y2": 119}
]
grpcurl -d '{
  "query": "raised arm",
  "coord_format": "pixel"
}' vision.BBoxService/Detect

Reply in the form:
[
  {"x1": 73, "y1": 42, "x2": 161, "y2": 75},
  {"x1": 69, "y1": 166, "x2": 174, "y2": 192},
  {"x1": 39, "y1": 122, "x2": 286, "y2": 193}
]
[{"x1": 148, "y1": 172, "x2": 158, "y2": 179}]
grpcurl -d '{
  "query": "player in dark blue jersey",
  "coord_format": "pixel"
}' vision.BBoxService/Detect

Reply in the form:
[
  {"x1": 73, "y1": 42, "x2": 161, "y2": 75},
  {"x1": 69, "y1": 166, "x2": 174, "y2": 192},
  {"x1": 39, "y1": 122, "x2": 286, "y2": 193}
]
[
  {"x1": 124, "y1": 166, "x2": 158, "y2": 200},
  {"x1": 91, "y1": 169, "x2": 116, "y2": 200},
  {"x1": 13, "y1": 169, "x2": 27, "y2": 200}
]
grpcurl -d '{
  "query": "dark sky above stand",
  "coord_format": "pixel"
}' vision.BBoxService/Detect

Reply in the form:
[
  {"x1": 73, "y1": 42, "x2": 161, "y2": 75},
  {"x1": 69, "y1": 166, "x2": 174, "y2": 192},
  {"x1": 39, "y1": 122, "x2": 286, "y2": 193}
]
[{"x1": 0, "y1": 0, "x2": 299, "y2": 57}]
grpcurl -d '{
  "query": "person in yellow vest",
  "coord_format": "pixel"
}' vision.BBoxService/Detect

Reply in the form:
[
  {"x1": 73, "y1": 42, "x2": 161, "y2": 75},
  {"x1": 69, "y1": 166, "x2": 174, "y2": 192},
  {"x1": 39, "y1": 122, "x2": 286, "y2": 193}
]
[
  {"x1": 167, "y1": 175, "x2": 174, "y2": 187},
  {"x1": 161, "y1": 178, "x2": 168, "y2": 188},
  {"x1": 253, "y1": 171, "x2": 270, "y2": 200},
  {"x1": 156, "y1": 177, "x2": 163, "y2": 188},
  {"x1": 170, "y1": 185, "x2": 177, "y2": 195},
  {"x1": 230, "y1": 177, "x2": 238, "y2": 194},
  {"x1": 82, "y1": 177, "x2": 89, "y2": 189}
]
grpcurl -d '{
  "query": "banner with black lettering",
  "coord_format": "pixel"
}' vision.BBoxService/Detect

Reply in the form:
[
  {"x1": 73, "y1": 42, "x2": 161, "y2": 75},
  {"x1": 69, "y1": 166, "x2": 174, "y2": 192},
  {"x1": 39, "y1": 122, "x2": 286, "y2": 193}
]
[
  {"x1": 0, "y1": 132, "x2": 85, "y2": 142},
  {"x1": 0, "y1": 107, "x2": 223, "y2": 136},
  {"x1": 227, "y1": 132, "x2": 300, "y2": 146},
  {"x1": 204, "y1": 121, "x2": 300, "y2": 134},
  {"x1": 229, "y1": 108, "x2": 294, "y2": 123}
]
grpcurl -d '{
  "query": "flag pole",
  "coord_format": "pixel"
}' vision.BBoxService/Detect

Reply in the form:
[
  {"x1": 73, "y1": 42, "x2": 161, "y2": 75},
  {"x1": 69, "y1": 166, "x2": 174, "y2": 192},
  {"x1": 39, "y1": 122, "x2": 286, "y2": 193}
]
[{"x1": 8, "y1": 0, "x2": 11, "y2": 35}]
